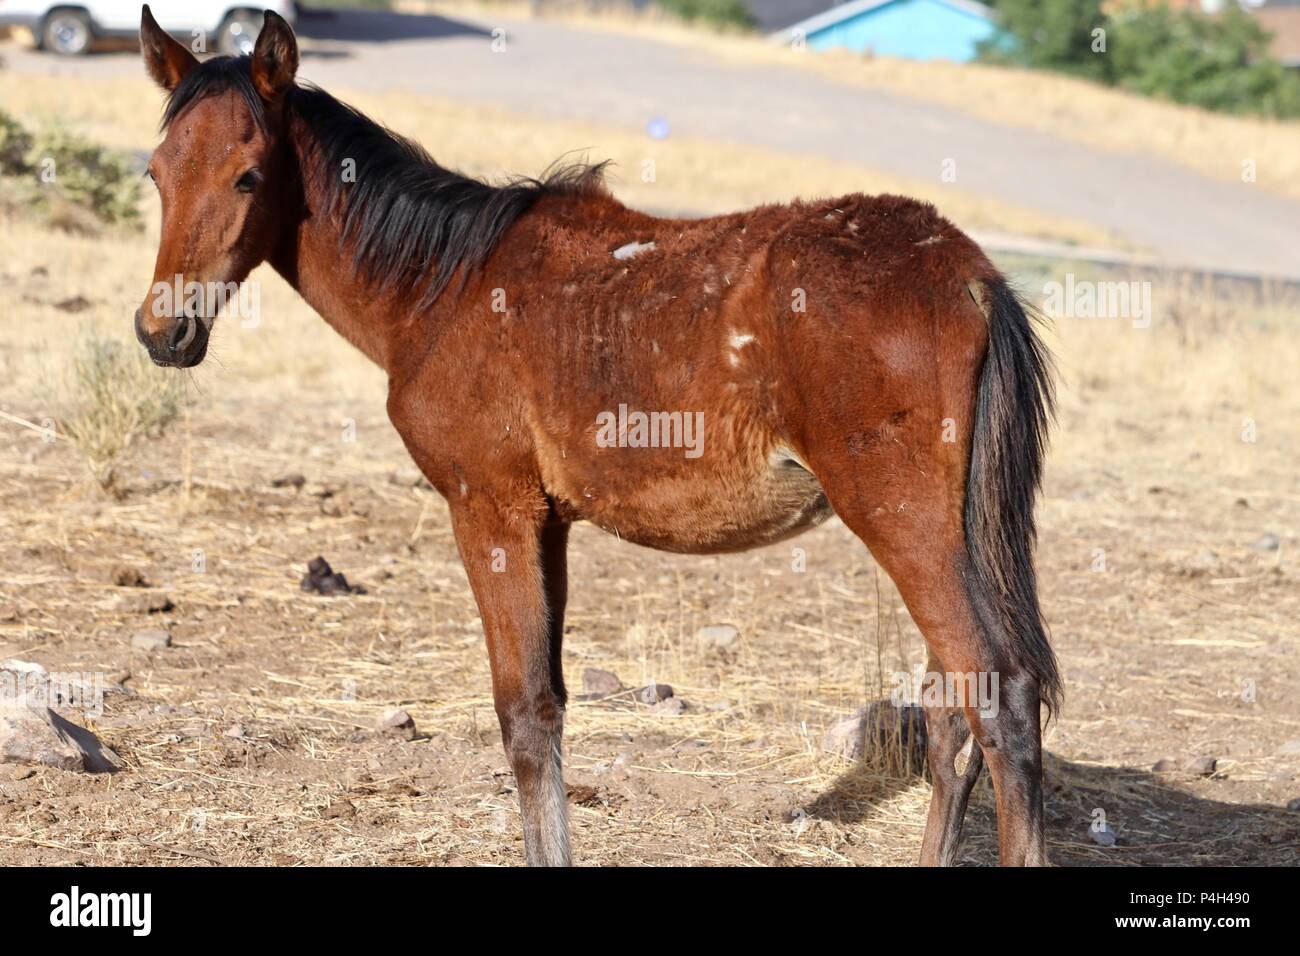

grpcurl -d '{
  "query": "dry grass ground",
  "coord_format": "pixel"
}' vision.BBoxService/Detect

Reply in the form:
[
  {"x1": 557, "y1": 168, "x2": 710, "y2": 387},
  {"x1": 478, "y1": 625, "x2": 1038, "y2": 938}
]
[
  {"x1": 423, "y1": 0, "x2": 1300, "y2": 202},
  {"x1": 0, "y1": 69, "x2": 1297, "y2": 864}
]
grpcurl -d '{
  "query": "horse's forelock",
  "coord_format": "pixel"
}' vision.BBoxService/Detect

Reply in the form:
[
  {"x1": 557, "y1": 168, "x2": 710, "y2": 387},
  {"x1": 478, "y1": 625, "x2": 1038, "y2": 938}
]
[{"x1": 161, "y1": 56, "x2": 269, "y2": 134}]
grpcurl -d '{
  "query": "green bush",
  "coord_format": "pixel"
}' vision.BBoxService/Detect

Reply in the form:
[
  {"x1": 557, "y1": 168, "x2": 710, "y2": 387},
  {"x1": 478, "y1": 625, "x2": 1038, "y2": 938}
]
[
  {"x1": 29, "y1": 124, "x2": 142, "y2": 228},
  {"x1": 655, "y1": 0, "x2": 755, "y2": 31},
  {"x1": 980, "y1": 0, "x2": 1300, "y2": 119},
  {"x1": 978, "y1": 0, "x2": 1111, "y2": 83},
  {"x1": 0, "y1": 109, "x2": 34, "y2": 174},
  {"x1": 0, "y1": 109, "x2": 142, "y2": 229},
  {"x1": 1108, "y1": 5, "x2": 1300, "y2": 118}
]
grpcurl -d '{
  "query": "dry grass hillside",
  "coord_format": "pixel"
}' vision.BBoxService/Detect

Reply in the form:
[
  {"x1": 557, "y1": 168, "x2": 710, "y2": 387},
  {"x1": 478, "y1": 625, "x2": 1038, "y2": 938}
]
[{"x1": 0, "y1": 69, "x2": 1111, "y2": 248}]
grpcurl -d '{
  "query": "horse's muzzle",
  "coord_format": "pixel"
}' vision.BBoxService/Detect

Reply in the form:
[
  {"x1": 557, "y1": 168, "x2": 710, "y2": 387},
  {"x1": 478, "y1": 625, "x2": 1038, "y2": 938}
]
[{"x1": 135, "y1": 308, "x2": 210, "y2": 368}]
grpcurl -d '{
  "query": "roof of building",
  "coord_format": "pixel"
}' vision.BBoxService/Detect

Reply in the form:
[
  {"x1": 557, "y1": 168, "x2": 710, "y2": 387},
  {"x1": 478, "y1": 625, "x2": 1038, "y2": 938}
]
[
  {"x1": 745, "y1": 0, "x2": 842, "y2": 33},
  {"x1": 1255, "y1": 5, "x2": 1300, "y2": 65},
  {"x1": 766, "y1": 0, "x2": 995, "y2": 39}
]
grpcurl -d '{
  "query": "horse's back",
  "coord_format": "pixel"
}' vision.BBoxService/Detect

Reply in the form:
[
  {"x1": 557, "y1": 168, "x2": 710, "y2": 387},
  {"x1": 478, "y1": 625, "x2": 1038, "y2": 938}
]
[{"x1": 398, "y1": 190, "x2": 992, "y2": 555}]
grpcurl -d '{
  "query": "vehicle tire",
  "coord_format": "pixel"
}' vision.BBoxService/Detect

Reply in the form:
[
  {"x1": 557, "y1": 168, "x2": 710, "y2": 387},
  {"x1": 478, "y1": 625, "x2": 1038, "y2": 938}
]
[
  {"x1": 216, "y1": 11, "x2": 262, "y2": 57},
  {"x1": 39, "y1": 8, "x2": 93, "y2": 56}
]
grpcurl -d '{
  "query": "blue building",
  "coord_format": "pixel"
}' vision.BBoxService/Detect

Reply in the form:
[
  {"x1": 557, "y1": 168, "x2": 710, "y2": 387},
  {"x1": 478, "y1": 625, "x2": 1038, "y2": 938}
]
[{"x1": 767, "y1": 0, "x2": 1000, "y2": 62}]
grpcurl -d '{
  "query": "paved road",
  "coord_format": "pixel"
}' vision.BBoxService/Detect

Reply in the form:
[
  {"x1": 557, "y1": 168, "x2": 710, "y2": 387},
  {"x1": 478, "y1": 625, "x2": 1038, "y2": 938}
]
[{"x1": 6, "y1": 7, "x2": 1298, "y2": 278}]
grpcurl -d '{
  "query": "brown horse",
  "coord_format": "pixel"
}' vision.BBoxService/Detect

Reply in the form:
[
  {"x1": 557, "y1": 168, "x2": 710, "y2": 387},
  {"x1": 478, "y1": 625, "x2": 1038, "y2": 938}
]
[{"x1": 135, "y1": 6, "x2": 1059, "y2": 866}]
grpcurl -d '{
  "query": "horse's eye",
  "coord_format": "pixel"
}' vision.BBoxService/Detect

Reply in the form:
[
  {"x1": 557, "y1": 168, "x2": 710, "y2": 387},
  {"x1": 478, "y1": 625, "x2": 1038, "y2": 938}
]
[{"x1": 235, "y1": 170, "x2": 260, "y2": 193}]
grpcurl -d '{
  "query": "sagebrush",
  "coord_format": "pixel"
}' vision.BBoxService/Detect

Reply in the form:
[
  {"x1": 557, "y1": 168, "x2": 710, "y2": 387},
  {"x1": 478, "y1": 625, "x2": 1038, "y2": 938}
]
[{"x1": 60, "y1": 330, "x2": 186, "y2": 489}]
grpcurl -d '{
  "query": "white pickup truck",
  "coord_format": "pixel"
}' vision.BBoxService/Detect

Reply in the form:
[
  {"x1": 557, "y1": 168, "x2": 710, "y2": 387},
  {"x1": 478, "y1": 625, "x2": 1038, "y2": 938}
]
[{"x1": 0, "y1": 1, "x2": 296, "y2": 55}]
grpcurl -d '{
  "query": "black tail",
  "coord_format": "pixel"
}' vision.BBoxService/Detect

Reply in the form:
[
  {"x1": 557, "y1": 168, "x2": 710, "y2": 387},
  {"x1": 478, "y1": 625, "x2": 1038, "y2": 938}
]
[{"x1": 963, "y1": 277, "x2": 1061, "y2": 716}]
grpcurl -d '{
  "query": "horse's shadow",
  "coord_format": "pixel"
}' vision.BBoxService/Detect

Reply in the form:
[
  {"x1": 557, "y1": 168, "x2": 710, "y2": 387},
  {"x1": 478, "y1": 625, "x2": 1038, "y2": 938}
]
[{"x1": 806, "y1": 752, "x2": 1299, "y2": 865}]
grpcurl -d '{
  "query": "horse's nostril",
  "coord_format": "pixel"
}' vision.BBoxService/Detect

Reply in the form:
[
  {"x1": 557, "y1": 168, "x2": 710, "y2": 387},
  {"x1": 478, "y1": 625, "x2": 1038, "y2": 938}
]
[{"x1": 169, "y1": 316, "x2": 197, "y2": 352}]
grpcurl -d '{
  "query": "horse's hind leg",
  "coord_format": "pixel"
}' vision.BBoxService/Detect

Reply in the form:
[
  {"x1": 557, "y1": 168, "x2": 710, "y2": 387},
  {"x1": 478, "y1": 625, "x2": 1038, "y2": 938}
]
[
  {"x1": 919, "y1": 656, "x2": 984, "y2": 865},
  {"x1": 818, "y1": 471, "x2": 1045, "y2": 865},
  {"x1": 450, "y1": 497, "x2": 571, "y2": 867},
  {"x1": 793, "y1": 266, "x2": 1054, "y2": 865}
]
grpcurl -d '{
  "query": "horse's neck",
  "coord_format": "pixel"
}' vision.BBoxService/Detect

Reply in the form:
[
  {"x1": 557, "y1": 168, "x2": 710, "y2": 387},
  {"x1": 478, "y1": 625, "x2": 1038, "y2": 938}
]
[{"x1": 267, "y1": 122, "x2": 402, "y2": 372}]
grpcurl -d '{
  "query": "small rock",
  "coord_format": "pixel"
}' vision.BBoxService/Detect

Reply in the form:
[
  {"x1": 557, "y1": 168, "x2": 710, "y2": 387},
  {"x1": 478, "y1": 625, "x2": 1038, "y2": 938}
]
[
  {"x1": 1152, "y1": 758, "x2": 1179, "y2": 772},
  {"x1": 1, "y1": 659, "x2": 48, "y2": 680},
  {"x1": 388, "y1": 467, "x2": 431, "y2": 490},
  {"x1": 635, "y1": 683, "x2": 673, "y2": 705},
  {"x1": 224, "y1": 724, "x2": 247, "y2": 740},
  {"x1": 582, "y1": 668, "x2": 622, "y2": 697},
  {"x1": 114, "y1": 592, "x2": 175, "y2": 614},
  {"x1": 1090, "y1": 824, "x2": 1117, "y2": 847},
  {"x1": 823, "y1": 711, "x2": 867, "y2": 760},
  {"x1": 1252, "y1": 532, "x2": 1281, "y2": 552},
  {"x1": 376, "y1": 708, "x2": 417, "y2": 741},
  {"x1": 1182, "y1": 548, "x2": 1219, "y2": 575},
  {"x1": 567, "y1": 784, "x2": 602, "y2": 806},
  {"x1": 822, "y1": 700, "x2": 927, "y2": 765},
  {"x1": 322, "y1": 799, "x2": 356, "y2": 820},
  {"x1": 131, "y1": 628, "x2": 172, "y2": 652},
  {"x1": 652, "y1": 697, "x2": 686, "y2": 716},
  {"x1": 54, "y1": 295, "x2": 93, "y2": 313},
  {"x1": 697, "y1": 623, "x2": 740, "y2": 649},
  {"x1": 1286, "y1": 797, "x2": 1300, "y2": 812},
  {"x1": 0, "y1": 703, "x2": 121, "y2": 773},
  {"x1": 300, "y1": 556, "x2": 365, "y2": 596},
  {"x1": 178, "y1": 721, "x2": 207, "y2": 740},
  {"x1": 146, "y1": 593, "x2": 174, "y2": 613},
  {"x1": 111, "y1": 565, "x2": 148, "y2": 588},
  {"x1": 12, "y1": 766, "x2": 36, "y2": 781},
  {"x1": 1184, "y1": 756, "x2": 1217, "y2": 777}
]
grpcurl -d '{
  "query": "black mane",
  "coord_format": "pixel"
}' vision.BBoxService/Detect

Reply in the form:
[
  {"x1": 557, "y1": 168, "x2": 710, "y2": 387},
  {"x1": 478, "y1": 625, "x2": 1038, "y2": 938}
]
[{"x1": 162, "y1": 56, "x2": 606, "y2": 306}]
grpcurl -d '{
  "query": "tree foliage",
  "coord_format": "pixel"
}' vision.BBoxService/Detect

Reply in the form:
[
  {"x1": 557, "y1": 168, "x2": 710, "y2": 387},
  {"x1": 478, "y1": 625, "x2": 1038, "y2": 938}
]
[{"x1": 980, "y1": 0, "x2": 1300, "y2": 119}]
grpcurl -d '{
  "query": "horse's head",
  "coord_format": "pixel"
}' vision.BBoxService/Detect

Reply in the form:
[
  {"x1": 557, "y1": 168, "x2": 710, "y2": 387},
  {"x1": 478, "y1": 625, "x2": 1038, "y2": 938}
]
[{"x1": 135, "y1": 4, "x2": 299, "y2": 367}]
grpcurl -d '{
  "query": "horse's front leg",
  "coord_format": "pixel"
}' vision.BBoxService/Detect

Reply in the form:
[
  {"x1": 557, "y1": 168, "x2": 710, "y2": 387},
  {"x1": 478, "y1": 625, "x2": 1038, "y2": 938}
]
[{"x1": 450, "y1": 498, "x2": 571, "y2": 866}]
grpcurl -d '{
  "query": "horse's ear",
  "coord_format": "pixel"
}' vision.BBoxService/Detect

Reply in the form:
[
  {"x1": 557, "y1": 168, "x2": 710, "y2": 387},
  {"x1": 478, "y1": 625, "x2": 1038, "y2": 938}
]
[
  {"x1": 140, "y1": 4, "x2": 198, "y2": 92},
  {"x1": 250, "y1": 11, "x2": 298, "y2": 102}
]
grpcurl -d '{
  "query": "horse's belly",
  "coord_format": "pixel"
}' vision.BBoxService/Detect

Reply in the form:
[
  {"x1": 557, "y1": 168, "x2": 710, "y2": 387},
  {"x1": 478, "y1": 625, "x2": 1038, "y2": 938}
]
[{"x1": 551, "y1": 448, "x2": 835, "y2": 555}]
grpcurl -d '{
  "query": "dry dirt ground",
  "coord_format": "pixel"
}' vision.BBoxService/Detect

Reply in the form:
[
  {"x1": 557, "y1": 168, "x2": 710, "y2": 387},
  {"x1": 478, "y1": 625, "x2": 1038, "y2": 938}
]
[{"x1": 1, "y1": 208, "x2": 1298, "y2": 865}]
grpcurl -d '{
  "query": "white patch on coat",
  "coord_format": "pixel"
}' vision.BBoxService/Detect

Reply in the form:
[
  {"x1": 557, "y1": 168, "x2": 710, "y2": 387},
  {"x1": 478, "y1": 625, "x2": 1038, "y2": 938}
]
[
  {"x1": 612, "y1": 240, "x2": 655, "y2": 261},
  {"x1": 727, "y1": 330, "x2": 755, "y2": 367}
]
